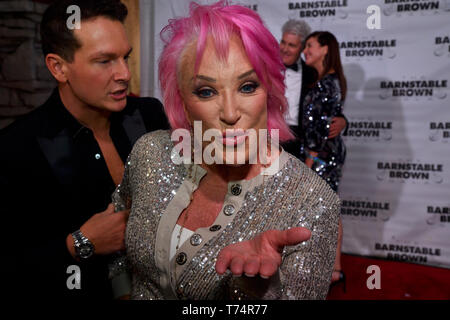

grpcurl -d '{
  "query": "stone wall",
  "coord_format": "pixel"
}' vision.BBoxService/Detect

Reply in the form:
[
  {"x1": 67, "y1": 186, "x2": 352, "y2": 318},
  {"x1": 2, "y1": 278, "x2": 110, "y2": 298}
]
[{"x1": 0, "y1": 0, "x2": 55, "y2": 129}]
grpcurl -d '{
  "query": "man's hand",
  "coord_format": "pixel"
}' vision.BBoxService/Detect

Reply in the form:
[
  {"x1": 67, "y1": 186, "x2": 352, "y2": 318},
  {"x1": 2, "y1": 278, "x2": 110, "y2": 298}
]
[
  {"x1": 66, "y1": 203, "x2": 130, "y2": 258},
  {"x1": 328, "y1": 117, "x2": 347, "y2": 139},
  {"x1": 215, "y1": 227, "x2": 311, "y2": 278}
]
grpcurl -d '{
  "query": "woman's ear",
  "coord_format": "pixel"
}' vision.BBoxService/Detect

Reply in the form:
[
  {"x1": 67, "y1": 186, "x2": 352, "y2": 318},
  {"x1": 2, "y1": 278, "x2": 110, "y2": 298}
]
[{"x1": 45, "y1": 53, "x2": 69, "y2": 83}]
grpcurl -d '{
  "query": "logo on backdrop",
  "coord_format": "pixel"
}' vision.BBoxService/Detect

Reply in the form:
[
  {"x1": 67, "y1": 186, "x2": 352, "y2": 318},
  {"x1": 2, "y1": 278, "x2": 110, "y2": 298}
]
[
  {"x1": 288, "y1": 0, "x2": 349, "y2": 19},
  {"x1": 427, "y1": 205, "x2": 450, "y2": 224},
  {"x1": 341, "y1": 198, "x2": 391, "y2": 221},
  {"x1": 434, "y1": 36, "x2": 450, "y2": 57},
  {"x1": 344, "y1": 117, "x2": 393, "y2": 142},
  {"x1": 382, "y1": 0, "x2": 447, "y2": 16},
  {"x1": 374, "y1": 241, "x2": 441, "y2": 264},
  {"x1": 376, "y1": 161, "x2": 444, "y2": 184},
  {"x1": 429, "y1": 121, "x2": 450, "y2": 143},
  {"x1": 340, "y1": 38, "x2": 397, "y2": 60},
  {"x1": 238, "y1": 3, "x2": 258, "y2": 11},
  {"x1": 379, "y1": 78, "x2": 448, "y2": 100}
]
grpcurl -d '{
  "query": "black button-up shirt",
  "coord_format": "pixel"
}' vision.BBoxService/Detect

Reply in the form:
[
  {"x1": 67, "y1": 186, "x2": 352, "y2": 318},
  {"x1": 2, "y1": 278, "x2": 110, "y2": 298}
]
[{"x1": 0, "y1": 89, "x2": 169, "y2": 299}]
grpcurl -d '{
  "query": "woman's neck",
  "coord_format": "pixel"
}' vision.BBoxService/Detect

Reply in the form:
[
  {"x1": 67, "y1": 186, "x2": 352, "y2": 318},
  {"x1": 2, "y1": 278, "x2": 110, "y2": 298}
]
[
  {"x1": 314, "y1": 63, "x2": 325, "y2": 79},
  {"x1": 315, "y1": 65, "x2": 335, "y2": 80},
  {"x1": 202, "y1": 163, "x2": 261, "y2": 183}
]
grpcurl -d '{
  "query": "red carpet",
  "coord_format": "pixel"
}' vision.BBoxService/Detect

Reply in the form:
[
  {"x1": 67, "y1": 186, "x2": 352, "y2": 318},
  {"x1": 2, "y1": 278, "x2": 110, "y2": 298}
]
[{"x1": 326, "y1": 254, "x2": 450, "y2": 300}]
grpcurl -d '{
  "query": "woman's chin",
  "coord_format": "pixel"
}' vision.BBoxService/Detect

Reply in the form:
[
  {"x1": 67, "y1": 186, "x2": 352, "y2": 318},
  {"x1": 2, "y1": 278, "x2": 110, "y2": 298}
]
[{"x1": 221, "y1": 150, "x2": 249, "y2": 166}]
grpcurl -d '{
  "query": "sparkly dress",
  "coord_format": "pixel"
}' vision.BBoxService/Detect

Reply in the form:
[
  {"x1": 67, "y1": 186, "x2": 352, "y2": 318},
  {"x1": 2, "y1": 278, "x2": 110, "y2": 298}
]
[
  {"x1": 112, "y1": 130, "x2": 339, "y2": 300},
  {"x1": 301, "y1": 73, "x2": 346, "y2": 191}
]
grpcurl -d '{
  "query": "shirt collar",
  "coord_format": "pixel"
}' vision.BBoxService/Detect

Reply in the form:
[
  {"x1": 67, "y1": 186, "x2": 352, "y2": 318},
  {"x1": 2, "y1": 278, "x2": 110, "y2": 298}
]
[
  {"x1": 42, "y1": 88, "x2": 86, "y2": 139},
  {"x1": 285, "y1": 63, "x2": 299, "y2": 72}
]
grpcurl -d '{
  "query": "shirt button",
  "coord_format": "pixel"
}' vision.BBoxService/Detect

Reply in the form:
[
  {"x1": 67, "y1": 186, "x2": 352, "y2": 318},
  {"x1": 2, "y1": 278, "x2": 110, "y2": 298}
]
[
  {"x1": 223, "y1": 204, "x2": 235, "y2": 216},
  {"x1": 95, "y1": 153, "x2": 101, "y2": 160},
  {"x1": 230, "y1": 184, "x2": 242, "y2": 196},
  {"x1": 190, "y1": 234, "x2": 202, "y2": 246},
  {"x1": 209, "y1": 225, "x2": 221, "y2": 232},
  {"x1": 176, "y1": 252, "x2": 187, "y2": 265}
]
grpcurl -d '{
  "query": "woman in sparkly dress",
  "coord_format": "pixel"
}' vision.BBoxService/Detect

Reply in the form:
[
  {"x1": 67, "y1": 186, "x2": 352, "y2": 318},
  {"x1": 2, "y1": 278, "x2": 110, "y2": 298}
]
[
  {"x1": 301, "y1": 31, "x2": 347, "y2": 285},
  {"x1": 112, "y1": 2, "x2": 339, "y2": 299}
]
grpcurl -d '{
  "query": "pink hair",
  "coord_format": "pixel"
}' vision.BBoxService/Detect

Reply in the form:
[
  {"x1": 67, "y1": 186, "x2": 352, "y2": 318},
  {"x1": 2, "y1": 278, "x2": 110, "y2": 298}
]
[{"x1": 158, "y1": 0, "x2": 294, "y2": 142}]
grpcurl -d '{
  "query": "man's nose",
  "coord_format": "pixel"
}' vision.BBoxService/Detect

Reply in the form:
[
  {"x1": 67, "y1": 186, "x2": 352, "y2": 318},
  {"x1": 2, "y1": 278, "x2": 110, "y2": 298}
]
[{"x1": 114, "y1": 58, "x2": 131, "y2": 82}]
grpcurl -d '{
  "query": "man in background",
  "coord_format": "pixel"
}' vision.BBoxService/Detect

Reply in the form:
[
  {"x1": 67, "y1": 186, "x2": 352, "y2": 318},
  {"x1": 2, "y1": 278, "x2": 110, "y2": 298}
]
[{"x1": 280, "y1": 19, "x2": 347, "y2": 160}]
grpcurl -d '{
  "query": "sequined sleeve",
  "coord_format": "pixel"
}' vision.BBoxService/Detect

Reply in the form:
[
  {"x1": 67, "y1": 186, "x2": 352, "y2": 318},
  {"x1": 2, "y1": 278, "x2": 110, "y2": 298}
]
[
  {"x1": 279, "y1": 188, "x2": 340, "y2": 299},
  {"x1": 112, "y1": 156, "x2": 132, "y2": 212},
  {"x1": 108, "y1": 143, "x2": 137, "y2": 298},
  {"x1": 229, "y1": 179, "x2": 340, "y2": 300},
  {"x1": 302, "y1": 74, "x2": 343, "y2": 152}
]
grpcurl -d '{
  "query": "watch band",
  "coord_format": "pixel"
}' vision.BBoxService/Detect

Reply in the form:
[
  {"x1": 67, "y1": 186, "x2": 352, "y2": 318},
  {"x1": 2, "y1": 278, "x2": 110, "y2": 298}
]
[{"x1": 72, "y1": 229, "x2": 95, "y2": 259}]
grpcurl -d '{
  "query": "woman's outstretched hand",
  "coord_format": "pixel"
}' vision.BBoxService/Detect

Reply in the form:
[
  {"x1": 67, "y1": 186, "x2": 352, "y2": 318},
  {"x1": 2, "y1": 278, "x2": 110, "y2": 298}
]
[{"x1": 215, "y1": 227, "x2": 311, "y2": 278}]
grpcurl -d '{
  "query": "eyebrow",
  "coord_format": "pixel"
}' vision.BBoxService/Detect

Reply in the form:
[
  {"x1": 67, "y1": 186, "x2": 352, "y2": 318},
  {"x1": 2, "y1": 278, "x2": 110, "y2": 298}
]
[
  {"x1": 194, "y1": 75, "x2": 216, "y2": 82},
  {"x1": 238, "y1": 69, "x2": 255, "y2": 79},
  {"x1": 193, "y1": 69, "x2": 255, "y2": 82},
  {"x1": 90, "y1": 47, "x2": 133, "y2": 59}
]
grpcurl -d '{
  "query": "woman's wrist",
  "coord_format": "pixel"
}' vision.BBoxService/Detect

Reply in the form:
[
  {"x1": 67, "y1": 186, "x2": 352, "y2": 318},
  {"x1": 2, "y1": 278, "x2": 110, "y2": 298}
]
[{"x1": 305, "y1": 151, "x2": 326, "y2": 166}]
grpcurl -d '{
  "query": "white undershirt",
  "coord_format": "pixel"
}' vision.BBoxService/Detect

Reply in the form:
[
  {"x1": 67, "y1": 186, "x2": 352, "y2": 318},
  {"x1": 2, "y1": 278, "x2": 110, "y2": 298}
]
[
  {"x1": 170, "y1": 224, "x2": 194, "y2": 260},
  {"x1": 284, "y1": 68, "x2": 302, "y2": 126}
]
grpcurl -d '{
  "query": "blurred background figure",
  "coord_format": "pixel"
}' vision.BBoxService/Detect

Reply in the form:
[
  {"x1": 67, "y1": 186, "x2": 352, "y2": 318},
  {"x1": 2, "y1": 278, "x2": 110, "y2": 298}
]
[
  {"x1": 279, "y1": 20, "x2": 347, "y2": 161},
  {"x1": 301, "y1": 31, "x2": 347, "y2": 285}
]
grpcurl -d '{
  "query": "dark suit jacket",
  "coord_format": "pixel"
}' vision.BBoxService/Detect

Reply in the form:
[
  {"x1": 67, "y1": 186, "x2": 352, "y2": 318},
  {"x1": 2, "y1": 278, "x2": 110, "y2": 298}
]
[
  {"x1": 296, "y1": 60, "x2": 317, "y2": 137},
  {"x1": 282, "y1": 60, "x2": 316, "y2": 159},
  {"x1": 0, "y1": 89, "x2": 169, "y2": 299}
]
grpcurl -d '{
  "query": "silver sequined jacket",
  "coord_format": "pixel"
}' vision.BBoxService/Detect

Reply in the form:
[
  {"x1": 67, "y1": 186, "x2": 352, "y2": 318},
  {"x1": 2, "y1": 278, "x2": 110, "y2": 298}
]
[{"x1": 112, "y1": 130, "x2": 340, "y2": 300}]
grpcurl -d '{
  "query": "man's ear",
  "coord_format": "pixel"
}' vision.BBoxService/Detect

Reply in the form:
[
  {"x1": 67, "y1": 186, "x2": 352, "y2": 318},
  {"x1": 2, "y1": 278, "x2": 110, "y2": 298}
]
[{"x1": 45, "y1": 53, "x2": 69, "y2": 83}]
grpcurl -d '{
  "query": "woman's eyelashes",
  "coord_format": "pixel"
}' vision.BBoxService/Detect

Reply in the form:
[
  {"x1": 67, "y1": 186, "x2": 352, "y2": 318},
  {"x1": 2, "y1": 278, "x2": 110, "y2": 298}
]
[
  {"x1": 193, "y1": 87, "x2": 216, "y2": 98},
  {"x1": 193, "y1": 81, "x2": 260, "y2": 99},
  {"x1": 240, "y1": 81, "x2": 260, "y2": 94}
]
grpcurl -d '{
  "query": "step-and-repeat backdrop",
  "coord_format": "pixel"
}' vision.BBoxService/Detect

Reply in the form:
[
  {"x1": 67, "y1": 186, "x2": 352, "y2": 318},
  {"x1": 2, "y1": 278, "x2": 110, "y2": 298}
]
[{"x1": 143, "y1": 0, "x2": 450, "y2": 268}]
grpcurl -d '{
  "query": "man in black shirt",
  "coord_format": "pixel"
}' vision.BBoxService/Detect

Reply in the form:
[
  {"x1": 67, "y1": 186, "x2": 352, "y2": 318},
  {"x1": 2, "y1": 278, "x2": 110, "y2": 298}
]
[{"x1": 0, "y1": 0, "x2": 168, "y2": 299}]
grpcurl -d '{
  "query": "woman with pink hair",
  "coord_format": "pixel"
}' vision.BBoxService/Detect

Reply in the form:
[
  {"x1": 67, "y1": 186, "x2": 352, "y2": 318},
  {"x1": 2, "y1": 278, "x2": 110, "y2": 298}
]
[{"x1": 113, "y1": 1, "x2": 339, "y2": 299}]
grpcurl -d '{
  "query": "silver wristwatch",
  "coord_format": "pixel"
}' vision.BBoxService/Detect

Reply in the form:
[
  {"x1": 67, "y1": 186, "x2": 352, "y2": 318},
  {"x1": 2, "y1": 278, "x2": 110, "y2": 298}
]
[{"x1": 72, "y1": 229, "x2": 95, "y2": 260}]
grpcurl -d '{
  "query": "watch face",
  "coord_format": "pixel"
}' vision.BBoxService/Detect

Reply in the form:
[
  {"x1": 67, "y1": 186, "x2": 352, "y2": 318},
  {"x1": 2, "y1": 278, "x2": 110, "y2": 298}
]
[{"x1": 79, "y1": 243, "x2": 94, "y2": 259}]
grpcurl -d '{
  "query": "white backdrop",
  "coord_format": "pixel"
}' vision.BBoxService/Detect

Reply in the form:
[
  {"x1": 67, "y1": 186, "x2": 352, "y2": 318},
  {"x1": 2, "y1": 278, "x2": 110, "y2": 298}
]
[{"x1": 141, "y1": 0, "x2": 450, "y2": 268}]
